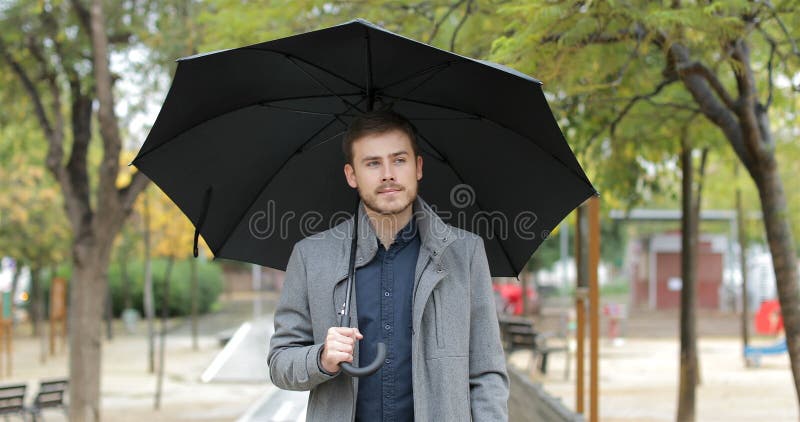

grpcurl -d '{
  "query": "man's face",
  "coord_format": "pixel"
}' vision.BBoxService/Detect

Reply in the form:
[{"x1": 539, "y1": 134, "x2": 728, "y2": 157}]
[{"x1": 344, "y1": 129, "x2": 423, "y2": 216}]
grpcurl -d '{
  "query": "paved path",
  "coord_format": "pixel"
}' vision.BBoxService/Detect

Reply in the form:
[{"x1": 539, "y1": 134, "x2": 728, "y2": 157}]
[{"x1": 201, "y1": 316, "x2": 310, "y2": 420}]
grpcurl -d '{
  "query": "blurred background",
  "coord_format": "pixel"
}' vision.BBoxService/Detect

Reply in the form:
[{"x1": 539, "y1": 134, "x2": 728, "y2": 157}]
[{"x1": 0, "y1": 1, "x2": 798, "y2": 421}]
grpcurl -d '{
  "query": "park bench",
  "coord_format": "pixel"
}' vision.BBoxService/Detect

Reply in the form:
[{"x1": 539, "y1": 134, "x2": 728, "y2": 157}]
[
  {"x1": 27, "y1": 378, "x2": 68, "y2": 421},
  {"x1": 498, "y1": 317, "x2": 567, "y2": 375},
  {"x1": 0, "y1": 383, "x2": 27, "y2": 421}
]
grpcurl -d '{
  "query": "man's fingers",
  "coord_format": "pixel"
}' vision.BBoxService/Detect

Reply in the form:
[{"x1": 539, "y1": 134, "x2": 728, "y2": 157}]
[
  {"x1": 328, "y1": 341, "x2": 353, "y2": 355},
  {"x1": 328, "y1": 332, "x2": 354, "y2": 346}
]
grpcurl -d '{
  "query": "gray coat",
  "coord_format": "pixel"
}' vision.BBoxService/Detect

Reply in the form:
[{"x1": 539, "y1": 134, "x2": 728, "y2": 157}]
[{"x1": 268, "y1": 196, "x2": 509, "y2": 421}]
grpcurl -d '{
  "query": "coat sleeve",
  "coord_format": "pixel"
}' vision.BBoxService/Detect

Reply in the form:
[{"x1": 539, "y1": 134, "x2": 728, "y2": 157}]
[
  {"x1": 468, "y1": 236, "x2": 510, "y2": 421},
  {"x1": 268, "y1": 243, "x2": 338, "y2": 390}
]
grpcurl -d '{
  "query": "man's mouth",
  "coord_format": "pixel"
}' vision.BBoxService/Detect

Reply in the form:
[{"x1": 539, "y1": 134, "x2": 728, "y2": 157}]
[{"x1": 378, "y1": 187, "x2": 402, "y2": 195}]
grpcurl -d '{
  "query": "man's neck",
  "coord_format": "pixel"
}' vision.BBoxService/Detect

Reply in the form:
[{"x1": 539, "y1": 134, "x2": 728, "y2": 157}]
[{"x1": 364, "y1": 204, "x2": 413, "y2": 250}]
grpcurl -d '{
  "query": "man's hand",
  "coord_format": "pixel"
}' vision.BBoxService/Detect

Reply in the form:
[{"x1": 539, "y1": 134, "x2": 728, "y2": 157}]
[{"x1": 320, "y1": 327, "x2": 363, "y2": 374}]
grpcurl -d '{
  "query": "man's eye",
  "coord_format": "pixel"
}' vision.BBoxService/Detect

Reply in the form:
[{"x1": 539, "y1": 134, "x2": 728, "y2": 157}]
[
  {"x1": 367, "y1": 161, "x2": 379, "y2": 167},
  {"x1": 395, "y1": 158, "x2": 406, "y2": 164}
]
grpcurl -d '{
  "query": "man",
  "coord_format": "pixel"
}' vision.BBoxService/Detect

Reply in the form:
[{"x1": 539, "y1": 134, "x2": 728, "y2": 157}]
[{"x1": 268, "y1": 110, "x2": 509, "y2": 421}]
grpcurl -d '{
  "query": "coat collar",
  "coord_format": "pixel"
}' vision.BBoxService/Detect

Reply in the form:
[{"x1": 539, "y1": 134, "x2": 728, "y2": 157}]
[{"x1": 331, "y1": 195, "x2": 455, "y2": 283}]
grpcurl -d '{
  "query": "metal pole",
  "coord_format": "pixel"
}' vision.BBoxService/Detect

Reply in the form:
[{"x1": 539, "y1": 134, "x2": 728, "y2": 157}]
[{"x1": 575, "y1": 204, "x2": 587, "y2": 415}]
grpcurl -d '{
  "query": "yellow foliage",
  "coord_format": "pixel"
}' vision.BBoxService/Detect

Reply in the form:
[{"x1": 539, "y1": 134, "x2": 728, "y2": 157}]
[{"x1": 135, "y1": 186, "x2": 212, "y2": 260}]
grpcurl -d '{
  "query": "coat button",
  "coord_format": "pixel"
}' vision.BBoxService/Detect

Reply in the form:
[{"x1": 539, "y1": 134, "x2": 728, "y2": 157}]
[
  {"x1": 437, "y1": 267, "x2": 443, "y2": 273},
  {"x1": 432, "y1": 251, "x2": 437, "y2": 256}
]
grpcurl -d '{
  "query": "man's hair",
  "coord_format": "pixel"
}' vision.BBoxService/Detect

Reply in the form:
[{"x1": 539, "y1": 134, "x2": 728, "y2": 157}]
[{"x1": 342, "y1": 110, "x2": 419, "y2": 165}]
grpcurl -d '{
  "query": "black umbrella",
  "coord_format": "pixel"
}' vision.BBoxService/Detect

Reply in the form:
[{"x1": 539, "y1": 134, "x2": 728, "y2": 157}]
[{"x1": 132, "y1": 19, "x2": 596, "y2": 377}]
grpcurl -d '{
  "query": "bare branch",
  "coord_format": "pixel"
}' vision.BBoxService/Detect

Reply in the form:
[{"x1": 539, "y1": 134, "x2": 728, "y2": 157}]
[
  {"x1": 89, "y1": 0, "x2": 125, "y2": 220},
  {"x1": 765, "y1": 38, "x2": 776, "y2": 109},
  {"x1": 0, "y1": 42, "x2": 54, "y2": 140},
  {"x1": 695, "y1": 146, "x2": 709, "y2": 212},
  {"x1": 763, "y1": 0, "x2": 800, "y2": 57},
  {"x1": 730, "y1": 39, "x2": 770, "y2": 163},
  {"x1": 69, "y1": 0, "x2": 92, "y2": 36},
  {"x1": 120, "y1": 171, "x2": 150, "y2": 212},
  {"x1": 449, "y1": 0, "x2": 473, "y2": 53},
  {"x1": 108, "y1": 32, "x2": 133, "y2": 44},
  {"x1": 541, "y1": 26, "x2": 646, "y2": 47},
  {"x1": 668, "y1": 43, "x2": 755, "y2": 174},
  {"x1": 676, "y1": 61, "x2": 737, "y2": 110},
  {"x1": 609, "y1": 77, "x2": 677, "y2": 136},
  {"x1": 580, "y1": 77, "x2": 678, "y2": 150},
  {"x1": 65, "y1": 90, "x2": 93, "y2": 227},
  {"x1": 427, "y1": 0, "x2": 466, "y2": 44},
  {"x1": 645, "y1": 99, "x2": 702, "y2": 113}
]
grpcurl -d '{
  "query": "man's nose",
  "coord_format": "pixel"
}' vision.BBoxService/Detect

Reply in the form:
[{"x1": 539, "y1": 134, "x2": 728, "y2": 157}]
[{"x1": 381, "y1": 165, "x2": 395, "y2": 182}]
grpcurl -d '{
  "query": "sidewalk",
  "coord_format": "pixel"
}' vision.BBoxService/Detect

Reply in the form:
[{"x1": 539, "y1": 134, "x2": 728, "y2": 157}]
[
  {"x1": 509, "y1": 336, "x2": 797, "y2": 421},
  {"x1": 2, "y1": 295, "x2": 279, "y2": 421}
]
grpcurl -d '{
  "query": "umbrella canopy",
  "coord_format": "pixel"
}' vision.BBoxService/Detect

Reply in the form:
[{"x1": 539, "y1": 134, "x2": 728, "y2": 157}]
[{"x1": 132, "y1": 18, "x2": 596, "y2": 277}]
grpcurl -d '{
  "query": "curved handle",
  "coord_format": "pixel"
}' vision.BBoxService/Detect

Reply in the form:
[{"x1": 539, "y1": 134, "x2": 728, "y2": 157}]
[{"x1": 340, "y1": 342, "x2": 386, "y2": 378}]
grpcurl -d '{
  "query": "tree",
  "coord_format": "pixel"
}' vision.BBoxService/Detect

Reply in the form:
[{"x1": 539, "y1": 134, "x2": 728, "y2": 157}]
[
  {"x1": 0, "y1": 1, "x2": 194, "y2": 419},
  {"x1": 493, "y1": 1, "x2": 800, "y2": 414},
  {"x1": 0, "y1": 118, "x2": 70, "y2": 343}
]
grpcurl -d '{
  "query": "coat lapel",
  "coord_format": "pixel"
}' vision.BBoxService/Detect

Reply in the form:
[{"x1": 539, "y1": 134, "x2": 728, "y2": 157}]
[
  {"x1": 327, "y1": 195, "x2": 457, "y2": 336},
  {"x1": 410, "y1": 197, "x2": 455, "y2": 332}
]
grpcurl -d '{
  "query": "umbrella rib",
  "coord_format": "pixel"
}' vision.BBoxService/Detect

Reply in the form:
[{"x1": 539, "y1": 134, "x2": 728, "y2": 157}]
[
  {"x1": 284, "y1": 55, "x2": 365, "y2": 113},
  {"x1": 412, "y1": 126, "x2": 521, "y2": 275},
  {"x1": 365, "y1": 27, "x2": 374, "y2": 111},
  {"x1": 260, "y1": 103, "x2": 362, "y2": 118},
  {"x1": 244, "y1": 47, "x2": 364, "y2": 91},
  {"x1": 376, "y1": 61, "x2": 457, "y2": 92},
  {"x1": 213, "y1": 96, "x2": 367, "y2": 257},
  {"x1": 134, "y1": 93, "x2": 361, "y2": 163},
  {"x1": 404, "y1": 116, "x2": 480, "y2": 121},
  {"x1": 301, "y1": 130, "x2": 346, "y2": 154},
  {"x1": 382, "y1": 63, "x2": 454, "y2": 111},
  {"x1": 212, "y1": 116, "x2": 346, "y2": 257},
  {"x1": 383, "y1": 95, "x2": 595, "y2": 192}
]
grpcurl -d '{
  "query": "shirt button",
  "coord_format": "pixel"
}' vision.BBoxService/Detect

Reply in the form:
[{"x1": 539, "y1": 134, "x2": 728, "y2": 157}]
[
  {"x1": 385, "y1": 324, "x2": 391, "y2": 330},
  {"x1": 384, "y1": 291, "x2": 391, "y2": 297},
  {"x1": 385, "y1": 359, "x2": 391, "y2": 364}
]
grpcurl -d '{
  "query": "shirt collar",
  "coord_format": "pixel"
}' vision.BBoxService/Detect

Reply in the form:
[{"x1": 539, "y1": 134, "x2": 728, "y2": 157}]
[{"x1": 375, "y1": 214, "x2": 418, "y2": 250}]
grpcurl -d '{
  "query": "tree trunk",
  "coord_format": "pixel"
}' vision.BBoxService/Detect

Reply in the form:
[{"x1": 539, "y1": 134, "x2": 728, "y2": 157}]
[
  {"x1": 105, "y1": 279, "x2": 113, "y2": 340},
  {"x1": 120, "y1": 253, "x2": 132, "y2": 310},
  {"x1": 30, "y1": 266, "x2": 40, "y2": 337},
  {"x1": 68, "y1": 241, "x2": 112, "y2": 422},
  {"x1": 670, "y1": 38, "x2": 800, "y2": 408},
  {"x1": 753, "y1": 158, "x2": 800, "y2": 400},
  {"x1": 143, "y1": 193, "x2": 155, "y2": 373},
  {"x1": 154, "y1": 256, "x2": 175, "y2": 410},
  {"x1": 676, "y1": 139, "x2": 706, "y2": 422},
  {"x1": 735, "y1": 164, "x2": 750, "y2": 357}
]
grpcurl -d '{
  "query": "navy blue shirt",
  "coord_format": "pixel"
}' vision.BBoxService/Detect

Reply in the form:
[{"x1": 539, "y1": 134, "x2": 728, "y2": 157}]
[{"x1": 355, "y1": 216, "x2": 419, "y2": 422}]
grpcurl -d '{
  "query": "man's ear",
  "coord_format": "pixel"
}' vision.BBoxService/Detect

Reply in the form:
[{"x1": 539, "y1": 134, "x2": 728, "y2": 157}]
[
  {"x1": 344, "y1": 163, "x2": 358, "y2": 188},
  {"x1": 416, "y1": 155, "x2": 423, "y2": 181}
]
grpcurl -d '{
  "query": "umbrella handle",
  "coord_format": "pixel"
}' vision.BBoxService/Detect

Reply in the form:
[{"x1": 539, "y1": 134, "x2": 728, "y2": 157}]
[{"x1": 340, "y1": 342, "x2": 386, "y2": 378}]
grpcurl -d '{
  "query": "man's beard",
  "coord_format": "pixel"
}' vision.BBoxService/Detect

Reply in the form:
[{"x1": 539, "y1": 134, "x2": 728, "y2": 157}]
[{"x1": 359, "y1": 186, "x2": 417, "y2": 216}]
